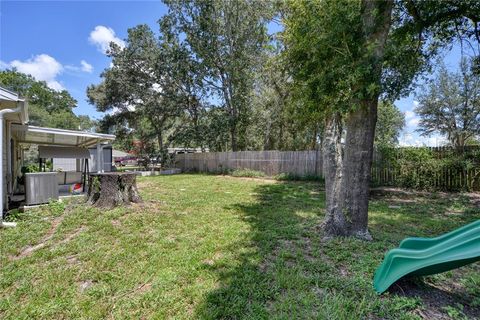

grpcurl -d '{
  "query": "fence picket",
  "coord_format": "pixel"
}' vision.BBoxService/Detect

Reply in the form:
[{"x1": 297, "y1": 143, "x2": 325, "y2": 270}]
[{"x1": 175, "y1": 146, "x2": 480, "y2": 190}]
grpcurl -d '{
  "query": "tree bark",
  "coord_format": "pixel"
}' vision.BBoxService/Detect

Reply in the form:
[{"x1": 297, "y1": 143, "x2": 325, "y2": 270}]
[
  {"x1": 87, "y1": 173, "x2": 142, "y2": 209},
  {"x1": 157, "y1": 130, "x2": 163, "y2": 152},
  {"x1": 340, "y1": 100, "x2": 377, "y2": 239},
  {"x1": 230, "y1": 123, "x2": 238, "y2": 151},
  {"x1": 323, "y1": 114, "x2": 347, "y2": 236},
  {"x1": 323, "y1": 0, "x2": 393, "y2": 240}
]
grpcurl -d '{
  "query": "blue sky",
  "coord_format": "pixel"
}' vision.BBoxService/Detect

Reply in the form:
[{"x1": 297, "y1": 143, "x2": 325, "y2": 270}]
[
  {"x1": 0, "y1": 1, "x2": 465, "y2": 146},
  {"x1": 1, "y1": 0, "x2": 168, "y2": 119}
]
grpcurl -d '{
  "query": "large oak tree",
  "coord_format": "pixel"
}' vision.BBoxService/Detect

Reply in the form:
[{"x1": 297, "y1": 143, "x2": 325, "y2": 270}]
[{"x1": 284, "y1": 0, "x2": 480, "y2": 239}]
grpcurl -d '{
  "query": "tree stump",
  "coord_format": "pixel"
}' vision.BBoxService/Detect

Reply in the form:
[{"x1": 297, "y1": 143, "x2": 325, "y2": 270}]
[{"x1": 86, "y1": 172, "x2": 142, "y2": 208}]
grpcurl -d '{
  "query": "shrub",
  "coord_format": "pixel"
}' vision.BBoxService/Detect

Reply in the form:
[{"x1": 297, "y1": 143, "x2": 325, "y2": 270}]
[
  {"x1": 231, "y1": 168, "x2": 266, "y2": 178},
  {"x1": 395, "y1": 148, "x2": 440, "y2": 190},
  {"x1": 374, "y1": 146, "x2": 480, "y2": 191}
]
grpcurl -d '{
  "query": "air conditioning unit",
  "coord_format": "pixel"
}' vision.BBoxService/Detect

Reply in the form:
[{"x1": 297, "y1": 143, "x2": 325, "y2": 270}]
[{"x1": 25, "y1": 172, "x2": 59, "y2": 205}]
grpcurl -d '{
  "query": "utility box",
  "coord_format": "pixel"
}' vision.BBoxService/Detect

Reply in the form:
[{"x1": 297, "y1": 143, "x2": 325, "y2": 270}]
[{"x1": 25, "y1": 172, "x2": 59, "y2": 205}]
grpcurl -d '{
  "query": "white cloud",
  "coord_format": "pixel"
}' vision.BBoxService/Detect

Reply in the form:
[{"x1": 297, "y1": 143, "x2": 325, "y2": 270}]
[
  {"x1": 399, "y1": 132, "x2": 447, "y2": 147},
  {"x1": 404, "y1": 107, "x2": 420, "y2": 129},
  {"x1": 407, "y1": 117, "x2": 420, "y2": 127},
  {"x1": 399, "y1": 133, "x2": 420, "y2": 147},
  {"x1": 64, "y1": 60, "x2": 94, "y2": 74},
  {"x1": 425, "y1": 135, "x2": 448, "y2": 147},
  {"x1": 89, "y1": 26, "x2": 125, "y2": 54},
  {"x1": 80, "y1": 60, "x2": 93, "y2": 73},
  {"x1": 405, "y1": 110, "x2": 415, "y2": 119},
  {"x1": 7, "y1": 54, "x2": 64, "y2": 91}
]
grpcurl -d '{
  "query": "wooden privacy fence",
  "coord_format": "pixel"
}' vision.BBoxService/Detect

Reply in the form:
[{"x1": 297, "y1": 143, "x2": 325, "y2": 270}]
[
  {"x1": 175, "y1": 150, "x2": 323, "y2": 177},
  {"x1": 175, "y1": 147, "x2": 480, "y2": 191}
]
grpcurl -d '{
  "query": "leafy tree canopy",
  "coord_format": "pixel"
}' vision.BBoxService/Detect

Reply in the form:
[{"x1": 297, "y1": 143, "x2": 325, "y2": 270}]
[
  {"x1": 416, "y1": 58, "x2": 480, "y2": 147},
  {"x1": 0, "y1": 69, "x2": 95, "y2": 130}
]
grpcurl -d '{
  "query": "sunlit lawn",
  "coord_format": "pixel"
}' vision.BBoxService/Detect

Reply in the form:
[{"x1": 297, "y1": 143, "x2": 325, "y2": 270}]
[{"x1": 0, "y1": 174, "x2": 479, "y2": 319}]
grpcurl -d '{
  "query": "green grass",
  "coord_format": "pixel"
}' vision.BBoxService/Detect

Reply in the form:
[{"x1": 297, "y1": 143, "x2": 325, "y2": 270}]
[{"x1": 1, "y1": 174, "x2": 479, "y2": 319}]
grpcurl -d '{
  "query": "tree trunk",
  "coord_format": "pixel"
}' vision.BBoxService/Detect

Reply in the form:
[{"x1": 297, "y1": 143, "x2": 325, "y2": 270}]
[
  {"x1": 342, "y1": 101, "x2": 377, "y2": 239},
  {"x1": 230, "y1": 124, "x2": 238, "y2": 151},
  {"x1": 157, "y1": 131, "x2": 163, "y2": 151},
  {"x1": 87, "y1": 173, "x2": 142, "y2": 208},
  {"x1": 323, "y1": 0, "x2": 393, "y2": 240},
  {"x1": 322, "y1": 114, "x2": 347, "y2": 236}
]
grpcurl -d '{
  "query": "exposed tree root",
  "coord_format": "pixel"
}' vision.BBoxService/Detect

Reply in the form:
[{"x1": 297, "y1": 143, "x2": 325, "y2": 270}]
[
  {"x1": 9, "y1": 215, "x2": 64, "y2": 261},
  {"x1": 9, "y1": 216, "x2": 85, "y2": 261}
]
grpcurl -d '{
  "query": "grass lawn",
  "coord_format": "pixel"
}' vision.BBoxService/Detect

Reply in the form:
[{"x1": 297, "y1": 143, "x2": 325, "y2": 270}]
[{"x1": 1, "y1": 174, "x2": 479, "y2": 319}]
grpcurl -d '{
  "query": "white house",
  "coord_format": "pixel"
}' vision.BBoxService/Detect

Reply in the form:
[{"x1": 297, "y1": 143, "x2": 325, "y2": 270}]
[{"x1": 0, "y1": 86, "x2": 115, "y2": 226}]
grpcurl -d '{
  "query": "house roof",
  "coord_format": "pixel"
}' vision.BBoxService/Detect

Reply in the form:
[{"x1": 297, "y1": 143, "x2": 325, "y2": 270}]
[
  {"x1": 0, "y1": 86, "x2": 29, "y2": 123},
  {"x1": 12, "y1": 124, "x2": 115, "y2": 148},
  {"x1": 0, "y1": 87, "x2": 24, "y2": 102}
]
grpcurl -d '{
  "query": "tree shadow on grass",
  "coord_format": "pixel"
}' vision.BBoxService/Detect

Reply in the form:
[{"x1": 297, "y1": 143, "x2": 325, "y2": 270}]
[
  {"x1": 369, "y1": 191, "x2": 480, "y2": 318},
  {"x1": 194, "y1": 183, "x2": 480, "y2": 319},
  {"x1": 389, "y1": 277, "x2": 480, "y2": 319},
  {"x1": 194, "y1": 181, "x2": 328, "y2": 319}
]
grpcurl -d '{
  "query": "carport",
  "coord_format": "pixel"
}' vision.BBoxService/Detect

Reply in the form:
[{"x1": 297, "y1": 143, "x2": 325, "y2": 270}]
[{"x1": 9, "y1": 124, "x2": 115, "y2": 206}]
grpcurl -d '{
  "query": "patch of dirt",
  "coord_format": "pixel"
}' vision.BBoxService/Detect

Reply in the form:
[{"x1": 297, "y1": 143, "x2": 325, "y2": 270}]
[
  {"x1": 389, "y1": 278, "x2": 480, "y2": 319},
  {"x1": 135, "y1": 282, "x2": 152, "y2": 293},
  {"x1": 464, "y1": 192, "x2": 480, "y2": 208},
  {"x1": 66, "y1": 254, "x2": 79, "y2": 265},
  {"x1": 78, "y1": 280, "x2": 95, "y2": 293},
  {"x1": 338, "y1": 265, "x2": 350, "y2": 277},
  {"x1": 9, "y1": 215, "x2": 64, "y2": 261},
  {"x1": 164, "y1": 235, "x2": 177, "y2": 243},
  {"x1": 202, "y1": 259, "x2": 215, "y2": 266},
  {"x1": 202, "y1": 252, "x2": 224, "y2": 266},
  {"x1": 132, "y1": 199, "x2": 166, "y2": 210},
  {"x1": 311, "y1": 286, "x2": 326, "y2": 298}
]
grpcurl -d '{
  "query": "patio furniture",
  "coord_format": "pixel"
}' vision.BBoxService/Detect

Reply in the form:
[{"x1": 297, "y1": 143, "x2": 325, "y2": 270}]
[{"x1": 38, "y1": 146, "x2": 90, "y2": 193}]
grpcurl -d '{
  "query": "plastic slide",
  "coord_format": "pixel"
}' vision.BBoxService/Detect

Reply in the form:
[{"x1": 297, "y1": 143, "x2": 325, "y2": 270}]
[{"x1": 373, "y1": 220, "x2": 480, "y2": 294}]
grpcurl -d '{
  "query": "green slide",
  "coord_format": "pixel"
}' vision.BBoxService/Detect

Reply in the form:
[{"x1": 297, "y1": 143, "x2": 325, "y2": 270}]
[{"x1": 373, "y1": 220, "x2": 480, "y2": 294}]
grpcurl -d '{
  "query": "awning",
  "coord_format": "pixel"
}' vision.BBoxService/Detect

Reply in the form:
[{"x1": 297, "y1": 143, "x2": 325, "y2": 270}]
[
  {"x1": 38, "y1": 146, "x2": 91, "y2": 159},
  {"x1": 12, "y1": 124, "x2": 115, "y2": 148}
]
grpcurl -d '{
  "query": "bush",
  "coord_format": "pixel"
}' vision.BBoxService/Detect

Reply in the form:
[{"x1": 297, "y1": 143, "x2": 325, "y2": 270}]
[
  {"x1": 231, "y1": 168, "x2": 266, "y2": 178},
  {"x1": 374, "y1": 146, "x2": 480, "y2": 191},
  {"x1": 395, "y1": 148, "x2": 440, "y2": 190}
]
